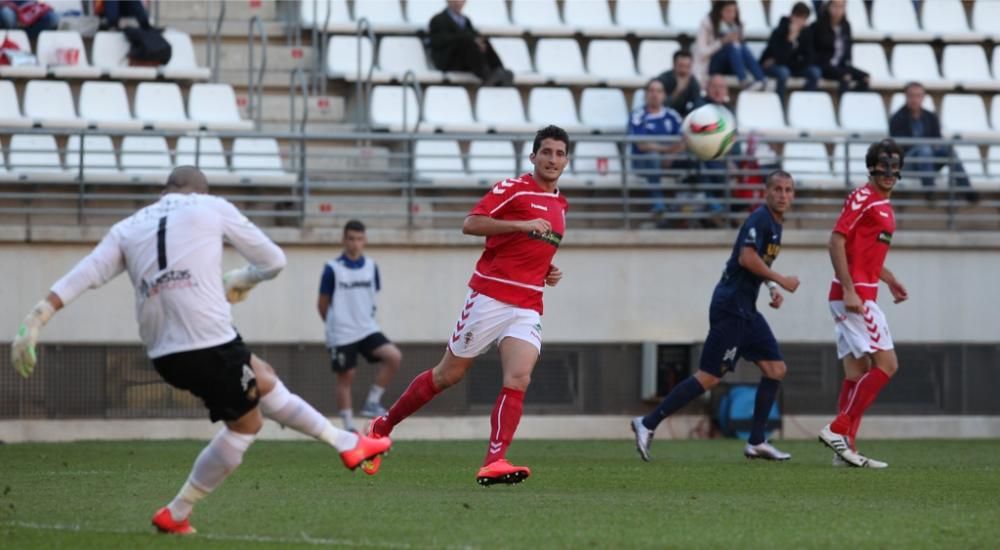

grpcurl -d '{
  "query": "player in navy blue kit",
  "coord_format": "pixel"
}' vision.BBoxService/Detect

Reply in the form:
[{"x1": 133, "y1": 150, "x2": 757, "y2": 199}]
[{"x1": 631, "y1": 170, "x2": 800, "y2": 462}]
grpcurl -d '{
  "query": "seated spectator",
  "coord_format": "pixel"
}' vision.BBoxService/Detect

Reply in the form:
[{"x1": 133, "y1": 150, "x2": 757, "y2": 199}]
[
  {"x1": 889, "y1": 82, "x2": 975, "y2": 199},
  {"x1": 695, "y1": 0, "x2": 765, "y2": 91},
  {"x1": 428, "y1": 0, "x2": 511, "y2": 86},
  {"x1": 0, "y1": 1, "x2": 59, "y2": 40},
  {"x1": 760, "y1": 2, "x2": 821, "y2": 105},
  {"x1": 810, "y1": 0, "x2": 869, "y2": 94},
  {"x1": 95, "y1": 0, "x2": 152, "y2": 30},
  {"x1": 655, "y1": 50, "x2": 703, "y2": 117},
  {"x1": 628, "y1": 79, "x2": 685, "y2": 218}
]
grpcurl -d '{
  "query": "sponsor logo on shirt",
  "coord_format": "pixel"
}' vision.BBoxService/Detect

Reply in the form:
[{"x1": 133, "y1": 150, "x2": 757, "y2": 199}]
[
  {"x1": 338, "y1": 280, "x2": 374, "y2": 289},
  {"x1": 878, "y1": 230, "x2": 893, "y2": 245},
  {"x1": 764, "y1": 243, "x2": 781, "y2": 266},
  {"x1": 139, "y1": 269, "x2": 194, "y2": 298},
  {"x1": 530, "y1": 203, "x2": 549, "y2": 212},
  {"x1": 528, "y1": 230, "x2": 563, "y2": 248}
]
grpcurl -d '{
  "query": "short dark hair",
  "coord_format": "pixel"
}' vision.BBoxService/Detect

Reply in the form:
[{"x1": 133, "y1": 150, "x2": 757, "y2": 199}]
[
  {"x1": 791, "y1": 2, "x2": 811, "y2": 18},
  {"x1": 673, "y1": 49, "x2": 693, "y2": 62},
  {"x1": 645, "y1": 78, "x2": 665, "y2": 92},
  {"x1": 532, "y1": 125, "x2": 570, "y2": 154},
  {"x1": 865, "y1": 139, "x2": 905, "y2": 170},
  {"x1": 903, "y1": 81, "x2": 925, "y2": 94},
  {"x1": 766, "y1": 169, "x2": 794, "y2": 187},
  {"x1": 343, "y1": 219, "x2": 365, "y2": 235}
]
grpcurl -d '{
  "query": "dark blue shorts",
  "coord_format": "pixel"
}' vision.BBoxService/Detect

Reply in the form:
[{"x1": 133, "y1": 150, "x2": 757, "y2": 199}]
[{"x1": 699, "y1": 308, "x2": 782, "y2": 377}]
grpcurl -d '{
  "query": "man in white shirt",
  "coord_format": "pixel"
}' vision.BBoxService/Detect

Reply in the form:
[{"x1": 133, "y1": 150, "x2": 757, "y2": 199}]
[
  {"x1": 317, "y1": 220, "x2": 402, "y2": 431},
  {"x1": 10, "y1": 166, "x2": 391, "y2": 535}
]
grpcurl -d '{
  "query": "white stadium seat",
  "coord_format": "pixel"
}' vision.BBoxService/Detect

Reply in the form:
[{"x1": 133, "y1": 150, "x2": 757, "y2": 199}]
[
  {"x1": 462, "y1": 0, "x2": 517, "y2": 34},
  {"x1": 9, "y1": 134, "x2": 66, "y2": 174},
  {"x1": 586, "y1": 39, "x2": 643, "y2": 87},
  {"x1": 535, "y1": 38, "x2": 598, "y2": 85},
  {"x1": 889, "y1": 92, "x2": 934, "y2": 115},
  {"x1": 299, "y1": 0, "x2": 352, "y2": 32},
  {"x1": 0, "y1": 80, "x2": 31, "y2": 128},
  {"x1": 231, "y1": 138, "x2": 288, "y2": 177},
  {"x1": 851, "y1": 43, "x2": 896, "y2": 87},
  {"x1": 78, "y1": 81, "x2": 142, "y2": 130},
  {"x1": 527, "y1": 87, "x2": 585, "y2": 132},
  {"x1": 973, "y1": 0, "x2": 1000, "y2": 34},
  {"x1": 891, "y1": 44, "x2": 947, "y2": 89},
  {"x1": 120, "y1": 136, "x2": 172, "y2": 179},
  {"x1": 511, "y1": 0, "x2": 570, "y2": 36},
  {"x1": 940, "y1": 94, "x2": 996, "y2": 138},
  {"x1": 787, "y1": 91, "x2": 840, "y2": 135},
  {"x1": 23, "y1": 80, "x2": 86, "y2": 128},
  {"x1": 573, "y1": 142, "x2": 622, "y2": 186},
  {"x1": 489, "y1": 37, "x2": 544, "y2": 85},
  {"x1": 352, "y1": 0, "x2": 413, "y2": 32},
  {"x1": 579, "y1": 88, "x2": 628, "y2": 133},
  {"x1": 990, "y1": 96, "x2": 1000, "y2": 135},
  {"x1": 737, "y1": 0, "x2": 770, "y2": 39},
  {"x1": 951, "y1": 145, "x2": 987, "y2": 186},
  {"x1": 35, "y1": 30, "x2": 101, "y2": 78},
  {"x1": 326, "y1": 35, "x2": 376, "y2": 80},
  {"x1": 176, "y1": 137, "x2": 229, "y2": 173},
  {"x1": 746, "y1": 41, "x2": 766, "y2": 62},
  {"x1": 422, "y1": 85, "x2": 483, "y2": 132},
  {"x1": 66, "y1": 135, "x2": 120, "y2": 176},
  {"x1": 838, "y1": 92, "x2": 888, "y2": 134},
  {"x1": 735, "y1": 91, "x2": 790, "y2": 134},
  {"x1": 637, "y1": 40, "x2": 680, "y2": 76},
  {"x1": 0, "y1": 30, "x2": 43, "y2": 78},
  {"x1": 162, "y1": 30, "x2": 211, "y2": 80},
  {"x1": 846, "y1": 0, "x2": 878, "y2": 39},
  {"x1": 615, "y1": 0, "x2": 668, "y2": 37},
  {"x1": 870, "y1": 0, "x2": 927, "y2": 39},
  {"x1": 405, "y1": 0, "x2": 438, "y2": 26},
  {"x1": 369, "y1": 85, "x2": 420, "y2": 130},
  {"x1": 474, "y1": 87, "x2": 533, "y2": 133},
  {"x1": 378, "y1": 36, "x2": 443, "y2": 83},
  {"x1": 921, "y1": 0, "x2": 982, "y2": 41},
  {"x1": 91, "y1": 31, "x2": 157, "y2": 79},
  {"x1": 563, "y1": 0, "x2": 623, "y2": 36},
  {"x1": 782, "y1": 142, "x2": 837, "y2": 187},
  {"x1": 187, "y1": 83, "x2": 253, "y2": 131},
  {"x1": 984, "y1": 146, "x2": 1000, "y2": 188},
  {"x1": 134, "y1": 82, "x2": 198, "y2": 130},
  {"x1": 414, "y1": 139, "x2": 466, "y2": 182},
  {"x1": 667, "y1": 0, "x2": 709, "y2": 33},
  {"x1": 832, "y1": 143, "x2": 869, "y2": 182},
  {"x1": 941, "y1": 45, "x2": 995, "y2": 90},
  {"x1": 468, "y1": 140, "x2": 517, "y2": 183}
]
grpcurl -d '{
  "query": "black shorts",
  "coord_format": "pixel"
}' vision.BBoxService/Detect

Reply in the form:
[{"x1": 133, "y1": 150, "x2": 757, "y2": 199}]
[
  {"x1": 699, "y1": 307, "x2": 783, "y2": 377},
  {"x1": 330, "y1": 332, "x2": 391, "y2": 373},
  {"x1": 152, "y1": 336, "x2": 259, "y2": 422}
]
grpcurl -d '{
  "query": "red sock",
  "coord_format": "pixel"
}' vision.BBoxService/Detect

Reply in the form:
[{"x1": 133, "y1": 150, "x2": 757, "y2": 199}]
[
  {"x1": 483, "y1": 387, "x2": 525, "y2": 466},
  {"x1": 381, "y1": 369, "x2": 440, "y2": 435},
  {"x1": 830, "y1": 368, "x2": 890, "y2": 435},
  {"x1": 849, "y1": 413, "x2": 863, "y2": 451},
  {"x1": 837, "y1": 379, "x2": 858, "y2": 450}
]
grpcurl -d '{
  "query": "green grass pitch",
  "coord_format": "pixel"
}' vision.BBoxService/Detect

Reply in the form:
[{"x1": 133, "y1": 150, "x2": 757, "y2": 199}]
[{"x1": 1, "y1": 439, "x2": 998, "y2": 548}]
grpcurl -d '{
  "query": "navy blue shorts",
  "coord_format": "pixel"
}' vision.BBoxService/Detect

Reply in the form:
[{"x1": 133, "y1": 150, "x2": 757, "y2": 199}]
[{"x1": 699, "y1": 308, "x2": 782, "y2": 377}]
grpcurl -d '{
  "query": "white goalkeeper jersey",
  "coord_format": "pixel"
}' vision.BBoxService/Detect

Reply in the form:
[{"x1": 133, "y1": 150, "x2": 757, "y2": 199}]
[{"x1": 50, "y1": 193, "x2": 286, "y2": 359}]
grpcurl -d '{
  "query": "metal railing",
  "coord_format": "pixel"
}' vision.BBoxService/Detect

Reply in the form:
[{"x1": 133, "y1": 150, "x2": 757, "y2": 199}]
[{"x1": 246, "y1": 15, "x2": 267, "y2": 130}]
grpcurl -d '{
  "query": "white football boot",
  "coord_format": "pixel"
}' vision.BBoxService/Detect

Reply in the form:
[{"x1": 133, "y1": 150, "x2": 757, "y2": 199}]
[
  {"x1": 630, "y1": 417, "x2": 654, "y2": 462},
  {"x1": 818, "y1": 424, "x2": 870, "y2": 467},
  {"x1": 833, "y1": 451, "x2": 888, "y2": 469},
  {"x1": 744, "y1": 441, "x2": 791, "y2": 461}
]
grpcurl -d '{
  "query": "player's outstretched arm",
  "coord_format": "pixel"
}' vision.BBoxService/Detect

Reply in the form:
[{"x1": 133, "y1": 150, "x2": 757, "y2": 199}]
[
  {"x1": 11, "y1": 293, "x2": 63, "y2": 378},
  {"x1": 829, "y1": 232, "x2": 862, "y2": 312},
  {"x1": 738, "y1": 246, "x2": 799, "y2": 293},
  {"x1": 880, "y1": 267, "x2": 909, "y2": 304},
  {"x1": 219, "y1": 199, "x2": 287, "y2": 303},
  {"x1": 462, "y1": 215, "x2": 551, "y2": 237}
]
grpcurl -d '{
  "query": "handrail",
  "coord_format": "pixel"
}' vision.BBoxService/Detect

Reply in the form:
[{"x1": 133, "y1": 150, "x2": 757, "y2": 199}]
[
  {"x1": 400, "y1": 70, "x2": 423, "y2": 135},
  {"x1": 353, "y1": 18, "x2": 375, "y2": 132},
  {"x1": 290, "y1": 67, "x2": 311, "y2": 227},
  {"x1": 247, "y1": 16, "x2": 267, "y2": 130},
  {"x1": 401, "y1": 70, "x2": 423, "y2": 229},
  {"x1": 210, "y1": 0, "x2": 227, "y2": 82},
  {"x1": 316, "y1": 0, "x2": 333, "y2": 97}
]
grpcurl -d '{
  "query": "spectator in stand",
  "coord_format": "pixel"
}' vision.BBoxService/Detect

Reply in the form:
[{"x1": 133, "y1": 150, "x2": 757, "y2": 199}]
[
  {"x1": 95, "y1": 0, "x2": 152, "y2": 30},
  {"x1": 760, "y1": 2, "x2": 821, "y2": 106},
  {"x1": 428, "y1": 0, "x2": 512, "y2": 86},
  {"x1": 655, "y1": 50, "x2": 703, "y2": 118},
  {"x1": 0, "y1": 1, "x2": 59, "y2": 40},
  {"x1": 888, "y1": 81, "x2": 976, "y2": 200},
  {"x1": 697, "y1": 75, "x2": 739, "y2": 224},
  {"x1": 695, "y1": 1, "x2": 766, "y2": 91},
  {"x1": 810, "y1": 0, "x2": 869, "y2": 94},
  {"x1": 628, "y1": 79, "x2": 685, "y2": 219}
]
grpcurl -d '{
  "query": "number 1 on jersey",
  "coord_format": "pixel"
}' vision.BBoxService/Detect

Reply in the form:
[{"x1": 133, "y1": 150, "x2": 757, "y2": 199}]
[{"x1": 157, "y1": 216, "x2": 167, "y2": 270}]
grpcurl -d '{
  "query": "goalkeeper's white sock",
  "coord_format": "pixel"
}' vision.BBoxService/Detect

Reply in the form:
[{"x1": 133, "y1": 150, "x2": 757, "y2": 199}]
[
  {"x1": 259, "y1": 381, "x2": 358, "y2": 451},
  {"x1": 365, "y1": 384, "x2": 385, "y2": 406},
  {"x1": 168, "y1": 427, "x2": 255, "y2": 521}
]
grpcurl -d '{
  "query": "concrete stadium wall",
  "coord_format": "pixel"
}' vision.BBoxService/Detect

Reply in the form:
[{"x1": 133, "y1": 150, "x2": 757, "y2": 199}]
[{"x1": 1, "y1": 227, "x2": 999, "y2": 345}]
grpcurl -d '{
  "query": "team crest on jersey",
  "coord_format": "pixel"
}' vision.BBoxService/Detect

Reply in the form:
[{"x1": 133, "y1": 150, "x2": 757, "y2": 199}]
[
  {"x1": 878, "y1": 230, "x2": 893, "y2": 245},
  {"x1": 464, "y1": 331, "x2": 475, "y2": 346}
]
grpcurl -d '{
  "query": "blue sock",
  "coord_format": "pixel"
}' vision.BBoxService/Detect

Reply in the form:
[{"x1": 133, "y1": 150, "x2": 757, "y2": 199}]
[
  {"x1": 748, "y1": 377, "x2": 780, "y2": 445},
  {"x1": 642, "y1": 376, "x2": 705, "y2": 431}
]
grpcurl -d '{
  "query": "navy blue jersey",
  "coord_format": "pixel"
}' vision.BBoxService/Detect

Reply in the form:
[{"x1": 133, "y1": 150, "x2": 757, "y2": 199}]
[
  {"x1": 711, "y1": 206, "x2": 782, "y2": 318},
  {"x1": 627, "y1": 106, "x2": 682, "y2": 156}
]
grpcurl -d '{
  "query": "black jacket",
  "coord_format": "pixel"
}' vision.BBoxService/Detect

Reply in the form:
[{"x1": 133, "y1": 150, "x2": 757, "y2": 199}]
[
  {"x1": 889, "y1": 107, "x2": 942, "y2": 148},
  {"x1": 761, "y1": 16, "x2": 814, "y2": 71},
  {"x1": 655, "y1": 69, "x2": 703, "y2": 117},
  {"x1": 810, "y1": 15, "x2": 853, "y2": 70},
  {"x1": 428, "y1": 9, "x2": 478, "y2": 69}
]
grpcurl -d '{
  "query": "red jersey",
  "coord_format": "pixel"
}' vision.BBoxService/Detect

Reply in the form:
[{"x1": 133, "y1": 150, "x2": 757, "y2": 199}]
[
  {"x1": 828, "y1": 183, "x2": 895, "y2": 302},
  {"x1": 467, "y1": 173, "x2": 568, "y2": 314}
]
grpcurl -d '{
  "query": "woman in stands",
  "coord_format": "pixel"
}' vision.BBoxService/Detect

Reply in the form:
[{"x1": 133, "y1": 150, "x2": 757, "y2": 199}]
[
  {"x1": 695, "y1": 0, "x2": 766, "y2": 91},
  {"x1": 810, "y1": 0, "x2": 869, "y2": 94}
]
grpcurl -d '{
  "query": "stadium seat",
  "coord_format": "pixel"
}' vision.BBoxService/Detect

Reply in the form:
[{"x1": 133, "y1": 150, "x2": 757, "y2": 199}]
[
  {"x1": 972, "y1": 0, "x2": 1000, "y2": 34},
  {"x1": 464, "y1": 0, "x2": 517, "y2": 34},
  {"x1": 846, "y1": 0, "x2": 878, "y2": 40},
  {"x1": 91, "y1": 31, "x2": 157, "y2": 79},
  {"x1": 586, "y1": 39, "x2": 643, "y2": 87},
  {"x1": 414, "y1": 139, "x2": 466, "y2": 183},
  {"x1": 35, "y1": 30, "x2": 101, "y2": 78},
  {"x1": 869, "y1": 0, "x2": 930, "y2": 41},
  {"x1": 573, "y1": 141, "x2": 622, "y2": 187},
  {"x1": 745, "y1": 41, "x2": 766, "y2": 63},
  {"x1": 535, "y1": 38, "x2": 599, "y2": 85},
  {"x1": 527, "y1": 88, "x2": 585, "y2": 133},
  {"x1": 831, "y1": 142, "x2": 869, "y2": 182},
  {"x1": 511, "y1": 0, "x2": 571, "y2": 36},
  {"x1": 422, "y1": 85, "x2": 484, "y2": 132},
  {"x1": 940, "y1": 94, "x2": 997, "y2": 138},
  {"x1": 187, "y1": 83, "x2": 253, "y2": 131},
  {"x1": 326, "y1": 35, "x2": 378, "y2": 81},
  {"x1": 0, "y1": 29, "x2": 45, "y2": 78},
  {"x1": 474, "y1": 87, "x2": 533, "y2": 133},
  {"x1": 78, "y1": 81, "x2": 142, "y2": 130},
  {"x1": 175, "y1": 137, "x2": 229, "y2": 174},
  {"x1": 941, "y1": 45, "x2": 996, "y2": 91},
  {"x1": 9, "y1": 134, "x2": 67, "y2": 176},
  {"x1": 838, "y1": 92, "x2": 888, "y2": 134},
  {"x1": 984, "y1": 146, "x2": 1000, "y2": 188},
  {"x1": 563, "y1": 0, "x2": 623, "y2": 37},
  {"x1": 120, "y1": 136, "x2": 172, "y2": 180},
  {"x1": 851, "y1": 43, "x2": 897, "y2": 88},
  {"x1": 299, "y1": 0, "x2": 353, "y2": 32},
  {"x1": 232, "y1": 138, "x2": 293, "y2": 183},
  {"x1": 0, "y1": 80, "x2": 31, "y2": 128},
  {"x1": 44, "y1": 0, "x2": 83, "y2": 14},
  {"x1": 134, "y1": 82, "x2": 198, "y2": 130},
  {"x1": 990, "y1": 96, "x2": 1000, "y2": 135},
  {"x1": 23, "y1": 80, "x2": 86, "y2": 128},
  {"x1": 579, "y1": 88, "x2": 628, "y2": 133},
  {"x1": 782, "y1": 142, "x2": 838, "y2": 187},
  {"x1": 735, "y1": 91, "x2": 791, "y2": 135},
  {"x1": 65, "y1": 135, "x2": 121, "y2": 177},
  {"x1": 737, "y1": 0, "x2": 770, "y2": 39},
  {"x1": 950, "y1": 145, "x2": 988, "y2": 187},
  {"x1": 489, "y1": 37, "x2": 545, "y2": 85},
  {"x1": 162, "y1": 30, "x2": 211, "y2": 81},
  {"x1": 369, "y1": 85, "x2": 420, "y2": 131},
  {"x1": 405, "y1": 0, "x2": 438, "y2": 27},
  {"x1": 378, "y1": 36, "x2": 445, "y2": 83},
  {"x1": 891, "y1": 44, "x2": 948, "y2": 90},
  {"x1": 352, "y1": 0, "x2": 414, "y2": 32},
  {"x1": 667, "y1": 0, "x2": 709, "y2": 33},
  {"x1": 468, "y1": 140, "x2": 517, "y2": 183},
  {"x1": 637, "y1": 40, "x2": 680, "y2": 76},
  {"x1": 615, "y1": 0, "x2": 669, "y2": 37},
  {"x1": 787, "y1": 91, "x2": 841, "y2": 135},
  {"x1": 889, "y1": 92, "x2": 934, "y2": 114},
  {"x1": 921, "y1": 0, "x2": 982, "y2": 42}
]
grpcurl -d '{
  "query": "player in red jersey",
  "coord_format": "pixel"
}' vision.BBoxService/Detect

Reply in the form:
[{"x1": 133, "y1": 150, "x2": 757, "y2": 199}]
[
  {"x1": 367, "y1": 126, "x2": 570, "y2": 485},
  {"x1": 818, "y1": 139, "x2": 909, "y2": 468}
]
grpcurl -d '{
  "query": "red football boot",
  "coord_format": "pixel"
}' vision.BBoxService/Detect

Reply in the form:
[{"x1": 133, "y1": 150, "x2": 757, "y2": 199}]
[
  {"x1": 340, "y1": 433, "x2": 392, "y2": 472},
  {"x1": 151, "y1": 507, "x2": 195, "y2": 535},
  {"x1": 476, "y1": 459, "x2": 531, "y2": 486}
]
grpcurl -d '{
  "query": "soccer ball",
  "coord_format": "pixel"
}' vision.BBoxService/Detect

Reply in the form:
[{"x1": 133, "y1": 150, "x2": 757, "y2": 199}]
[{"x1": 682, "y1": 104, "x2": 737, "y2": 161}]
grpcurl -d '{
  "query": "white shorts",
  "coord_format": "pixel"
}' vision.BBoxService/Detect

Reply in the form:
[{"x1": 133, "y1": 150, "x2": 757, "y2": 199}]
[
  {"x1": 447, "y1": 288, "x2": 542, "y2": 358},
  {"x1": 829, "y1": 300, "x2": 894, "y2": 359}
]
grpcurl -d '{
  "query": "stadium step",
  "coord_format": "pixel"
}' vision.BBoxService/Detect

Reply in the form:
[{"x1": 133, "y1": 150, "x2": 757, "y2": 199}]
[{"x1": 158, "y1": 0, "x2": 279, "y2": 25}]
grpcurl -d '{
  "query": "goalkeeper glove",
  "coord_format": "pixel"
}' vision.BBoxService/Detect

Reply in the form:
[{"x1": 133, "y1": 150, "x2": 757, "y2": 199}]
[
  {"x1": 11, "y1": 299, "x2": 55, "y2": 378},
  {"x1": 223, "y1": 266, "x2": 263, "y2": 304}
]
